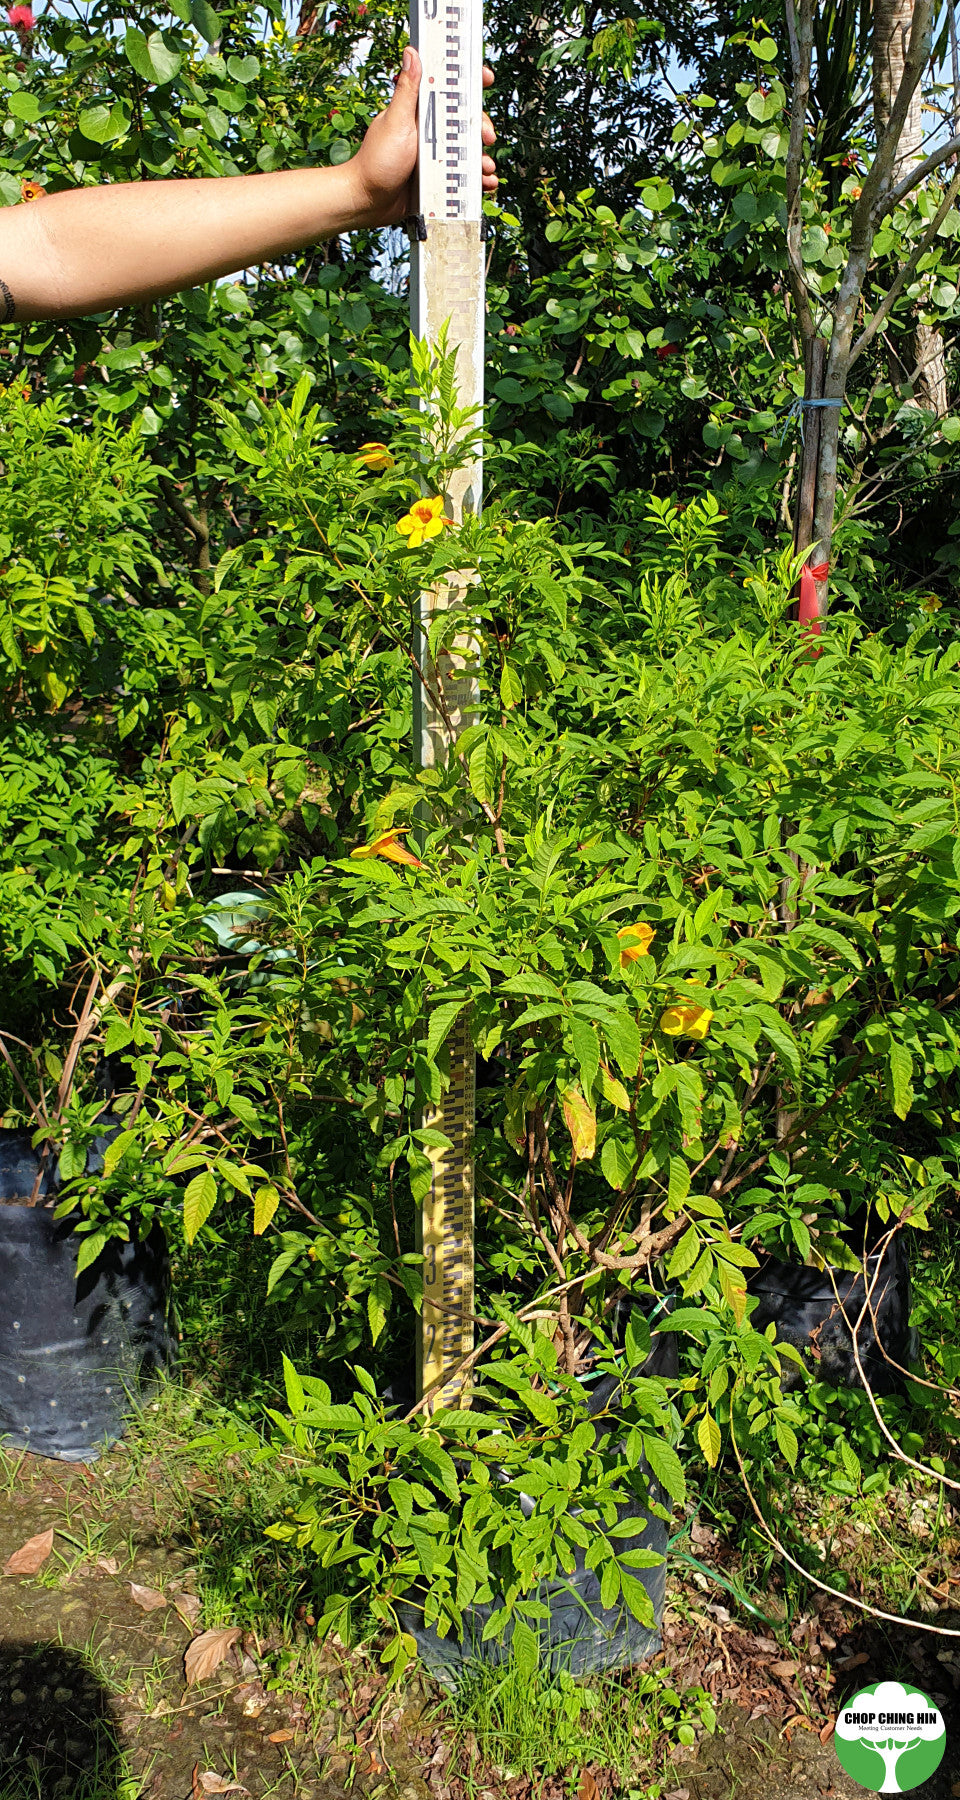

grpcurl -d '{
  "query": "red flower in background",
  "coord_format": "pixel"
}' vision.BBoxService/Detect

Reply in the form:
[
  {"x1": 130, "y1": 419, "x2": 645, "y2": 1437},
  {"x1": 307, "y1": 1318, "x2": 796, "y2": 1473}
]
[
  {"x1": 7, "y1": 6, "x2": 35, "y2": 31},
  {"x1": 656, "y1": 342, "x2": 683, "y2": 361}
]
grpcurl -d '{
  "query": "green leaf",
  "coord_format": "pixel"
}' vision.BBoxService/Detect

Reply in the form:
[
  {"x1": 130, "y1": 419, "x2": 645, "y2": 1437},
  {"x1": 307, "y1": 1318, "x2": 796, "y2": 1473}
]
[
  {"x1": 570, "y1": 1014, "x2": 600, "y2": 1095},
  {"x1": 888, "y1": 1038, "x2": 914, "y2": 1120},
  {"x1": 367, "y1": 1275, "x2": 390, "y2": 1346},
  {"x1": 283, "y1": 1353, "x2": 305, "y2": 1417},
  {"x1": 643, "y1": 1435, "x2": 686, "y2": 1503},
  {"x1": 426, "y1": 998, "x2": 465, "y2": 1061},
  {"x1": 511, "y1": 1617, "x2": 540, "y2": 1680},
  {"x1": 603, "y1": 1009, "x2": 641, "y2": 1078},
  {"x1": 775, "y1": 1417, "x2": 798, "y2": 1469},
  {"x1": 600, "y1": 1558, "x2": 620, "y2": 1609},
  {"x1": 102, "y1": 1129, "x2": 138, "y2": 1177},
  {"x1": 468, "y1": 736, "x2": 500, "y2": 806},
  {"x1": 8, "y1": 91, "x2": 40, "y2": 122},
  {"x1": 227, "y1": 53, "x2": 260, "y2": 83},
  {"x1": 499, "y1": 662, "x2": 523, "y2": 708},
  {"x1": 388, "y1": 1478, "x2": 414, "y2": 1524},
  {"x1": 601, "y1": 1133, "x2": 635, "y2": 1190},
  {"x1": 191, "y1": 0, "x2": 221, "y2": 43},
  {"x1": 76, "y1": 1230, "x2": 108, "y2": 1276},
  {"x1": 697, "y1": 1411, "x2": 722, "y2": 1468},
  {"x1": 668, "y1": 1224, "x2": 700, "y2": 1279},
  {"x1": 183, "y1": 1170, "x2": 217, "y2": 1243},
  {"x1": 619, "y1": 1570, "x2": 656, "y2": 1626}
]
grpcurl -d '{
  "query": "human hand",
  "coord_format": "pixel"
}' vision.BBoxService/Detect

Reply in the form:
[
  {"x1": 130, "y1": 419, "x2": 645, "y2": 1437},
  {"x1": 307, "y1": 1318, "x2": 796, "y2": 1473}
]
[{"x1": 347, "y1": 50, "x2": 497, "y2": 227}]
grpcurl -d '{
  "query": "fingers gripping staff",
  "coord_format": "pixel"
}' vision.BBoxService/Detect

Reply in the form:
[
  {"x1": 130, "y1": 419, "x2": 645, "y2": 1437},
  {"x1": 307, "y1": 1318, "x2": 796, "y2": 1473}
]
[{"x1": 409, "y1": 0, "x2": 485, "y2": 1412}]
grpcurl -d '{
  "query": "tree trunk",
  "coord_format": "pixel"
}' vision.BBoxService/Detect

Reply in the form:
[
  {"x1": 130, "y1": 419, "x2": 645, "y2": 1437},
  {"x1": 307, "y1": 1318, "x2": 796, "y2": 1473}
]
[{"x1": 873, "y1": 0, "x2": 948, "y2": 413}]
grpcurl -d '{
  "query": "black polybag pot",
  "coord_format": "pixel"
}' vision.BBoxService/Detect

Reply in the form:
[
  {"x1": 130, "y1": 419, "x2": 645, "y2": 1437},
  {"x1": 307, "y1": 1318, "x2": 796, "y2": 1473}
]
[
  {"x1": 399, "y1": 1303, "x2": 678, "y2": 1683},
  {"x1": 0, "y1": 1129, "x2": 175, "y2": 1462},
  {"x1": 747, "y1": 1234, "x2": 914, "y2": 1396}
]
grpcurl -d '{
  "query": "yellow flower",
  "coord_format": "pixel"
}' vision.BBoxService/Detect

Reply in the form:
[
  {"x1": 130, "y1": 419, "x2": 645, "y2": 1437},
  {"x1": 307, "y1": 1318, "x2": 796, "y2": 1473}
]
[
  {"x1": 396, "y1": 495, "x2": 446, "y2": 547},
  {"x1": 660, "y1": 1002, "x2": 713, "y2": 1040},
  {"x1": 920, "y1": 594, "x2": 943, "y2": 614},
  {"x1": 356, "y1": 441, "x2": 394, "y2": 472},
  {"x1": 618, "y1": 923, "x2": 655, "y2": 965},
  {"x1": 350, "y1": 830, "x2": 422, "y2": 869}
]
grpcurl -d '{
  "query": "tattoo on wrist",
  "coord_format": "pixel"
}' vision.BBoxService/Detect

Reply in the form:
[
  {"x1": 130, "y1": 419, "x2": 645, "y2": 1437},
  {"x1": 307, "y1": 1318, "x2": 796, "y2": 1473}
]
[{"x1": 0, "y1": 278, "x2": 15, "y2": 325}]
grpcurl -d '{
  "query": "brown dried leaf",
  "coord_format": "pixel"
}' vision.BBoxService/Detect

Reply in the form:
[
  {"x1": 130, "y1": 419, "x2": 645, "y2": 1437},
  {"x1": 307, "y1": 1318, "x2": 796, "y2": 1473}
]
[
  {"x1": 577, "y1": 1775, "x2": 600, "y2": 1800},
  {"x1": 129, "y1": 1582, "x2": 167, "y2": 1613},
  {"x1": 96, "y1": 1555, "x2": 120, "y2": 1576},
  {"x1": 770, "y1": 1659, "x2": 799, "y2": 1679},
  {"x1": 184, "y1": 1626, "x2": 241, "y2": 1687},
  {"x1": 267, "y1": 1729, "x2": 294, "y2": 1744},
  {"x1": 198, "y1": 1776, "x2": 248, "y2": 1795},
  {"x1": 3, "y1": 1528, "x2": 54, "y2": 1576}
]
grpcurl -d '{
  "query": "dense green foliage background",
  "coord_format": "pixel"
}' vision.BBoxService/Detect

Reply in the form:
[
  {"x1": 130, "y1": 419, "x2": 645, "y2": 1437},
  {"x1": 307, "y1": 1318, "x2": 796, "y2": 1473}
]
[{"x1": 1, "y1": 0, "x2": 958, "y2": 1661}]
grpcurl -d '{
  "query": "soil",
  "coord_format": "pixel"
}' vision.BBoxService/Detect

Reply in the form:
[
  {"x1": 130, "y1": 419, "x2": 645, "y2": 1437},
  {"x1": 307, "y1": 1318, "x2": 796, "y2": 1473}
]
[{"x1": 0, "y1": 1448, "x2": 957, "y2": 1800}]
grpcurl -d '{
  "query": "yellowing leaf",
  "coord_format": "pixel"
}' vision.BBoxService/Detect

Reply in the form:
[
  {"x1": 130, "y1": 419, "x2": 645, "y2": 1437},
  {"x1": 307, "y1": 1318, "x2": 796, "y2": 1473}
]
[
  {"x1": 183, "y1": 1170, "x2": 218, "y2": 1245},
  {"x1": 561, "y1": 1086, "x2": 596, "y2": 1160},
  {"x1": 697, "y1": 1410, "x2": 722, "y2": 1468},
  {"x1": 252, "y1": 1185, "x2": 280, "y2": 1236}
]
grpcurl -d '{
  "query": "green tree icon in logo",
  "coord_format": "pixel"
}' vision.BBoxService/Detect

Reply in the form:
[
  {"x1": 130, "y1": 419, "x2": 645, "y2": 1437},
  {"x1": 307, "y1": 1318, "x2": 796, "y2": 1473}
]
[{"x1": 834, "y1": 1681, "x2": 946, "y2": 1792}]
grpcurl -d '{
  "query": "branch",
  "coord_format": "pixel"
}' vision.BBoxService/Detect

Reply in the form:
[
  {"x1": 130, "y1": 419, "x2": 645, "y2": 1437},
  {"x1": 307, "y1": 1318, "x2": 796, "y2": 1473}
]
[
  {"x1": 851, "y1": 168, "x2": 960, "y2": 367},
  {"x1": 784, "y1": 0, "x2": 817, "y2": 346},
  {"x1": 887, "y1": 129, "x2": 960, "y2": 212}
]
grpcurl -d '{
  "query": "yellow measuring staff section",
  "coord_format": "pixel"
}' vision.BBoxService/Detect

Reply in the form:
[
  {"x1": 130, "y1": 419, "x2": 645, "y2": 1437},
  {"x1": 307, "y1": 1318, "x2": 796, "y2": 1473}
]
[
  {"x1": 417, "y1": 1011, "x2": 476, "y2": 1406},
  {"x1": 409, "y1": 0, "x2": 485, "y2": 1412}
]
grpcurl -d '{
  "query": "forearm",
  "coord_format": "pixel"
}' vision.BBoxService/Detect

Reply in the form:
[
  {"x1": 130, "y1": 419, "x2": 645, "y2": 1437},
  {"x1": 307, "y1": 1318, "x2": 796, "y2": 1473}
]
[{"x1": 1, "y1": 160, "x2": 375, "y2": 323}]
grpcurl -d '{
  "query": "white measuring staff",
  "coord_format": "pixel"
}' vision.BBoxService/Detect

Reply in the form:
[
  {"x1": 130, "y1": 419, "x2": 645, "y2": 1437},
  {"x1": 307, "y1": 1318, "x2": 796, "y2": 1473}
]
[{"x1": 408, "y1": 0, "x2": 485, "y2": 1410}]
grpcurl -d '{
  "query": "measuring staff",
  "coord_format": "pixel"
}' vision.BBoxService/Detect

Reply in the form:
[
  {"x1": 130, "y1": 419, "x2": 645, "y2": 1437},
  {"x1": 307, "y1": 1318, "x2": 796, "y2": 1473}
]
[{"x1": 408, "y1": 0, "x2": 488, "y2": 1412}]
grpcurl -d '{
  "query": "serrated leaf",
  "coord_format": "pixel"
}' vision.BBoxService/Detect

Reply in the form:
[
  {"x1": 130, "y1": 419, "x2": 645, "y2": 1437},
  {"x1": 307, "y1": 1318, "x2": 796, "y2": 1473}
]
[
  {"x1": 183, "y1": 1171, "x2": 217, "y2": 1244},
  {"x1": 367, "y1": 1275, "x2": 390, "y2": 1346},
  {"x1": 499, "y1": 662, "x2": 523, "y2": 708},
  {"x1": 888, "y1": 1038, "x2": 914, "y2": 1120},
  {"x1": 252, "y1": 1185, "x2": 280, "y2": 1236},
  {"x1": 561, "y1": 1086, "x2": 596, "y2": 1160},
  {"x1": 570, "y1": 1014, "x2": 600, "y2": 1095},
  {"x1": 775, "y1": 1417, "x2": 798, "y2": 1468},
  {"x1": 75, "y1": 1230, "x2": 108, "y2": 1276},
  {"x1": 426, "y1": 998, "x2": 465, "y2": 1060},
  {"x1": 697, "y1": 1411, "x2": 722, "y2": 1468},
  {"x1": 511, "y1": 1616, "x2": 539, "y2": 1679},
  {"x1": 643, "y1": 1435, "x2": 686, "y2": 1504},
  {"x1": 668, "y1": 1224, "x2": 700, "y2": 1278},
  {"x1": 282, "y1": 1354, "x2": 305, "y2": 1417},
  {"x1": 601, "y1": 1133, "x2": 635, "y2": 1190},
  {"x1": 103, "y1": 1129, "x2": 137, "y2": 1177}
]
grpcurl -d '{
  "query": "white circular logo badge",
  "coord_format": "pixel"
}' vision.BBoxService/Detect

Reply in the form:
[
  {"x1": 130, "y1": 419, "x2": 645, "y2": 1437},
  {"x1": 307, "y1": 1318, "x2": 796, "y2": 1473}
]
[{"x1": 834, "y1": 1681, "x2": 946, "y2": 1792}]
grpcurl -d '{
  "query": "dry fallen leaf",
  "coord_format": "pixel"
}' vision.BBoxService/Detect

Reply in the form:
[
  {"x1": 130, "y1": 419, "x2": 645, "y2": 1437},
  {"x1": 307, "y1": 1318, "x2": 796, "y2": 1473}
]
[
  {"x1": 198, "y1": 1775, "x2": 248, "y2": 1796},
  {"x1": 184, "y1": 1626, "x2": 241, "y2": 1687},
  {"x1": 129, "y1": 1582, "x2": 167, "y2": 1613},
  {"x1": 267, "y1": 1729, "x2": 294, "y2": 1744},
  {"x1": 770, "y1": 1659, "x2": 799, "y2": 1678},
  {"x1": 3, "y1": 1528, "x2": 55, "y2": 1576},
  {"x1": 96, "y1": 1555, "x2": 120, "y2": 1575},
  {"x1": 577, "y1": 1774, "x2": 601, "y2": 1800},
  {"x1": 820, "y1": 1719, "x2": 836, "y2": 1745}
]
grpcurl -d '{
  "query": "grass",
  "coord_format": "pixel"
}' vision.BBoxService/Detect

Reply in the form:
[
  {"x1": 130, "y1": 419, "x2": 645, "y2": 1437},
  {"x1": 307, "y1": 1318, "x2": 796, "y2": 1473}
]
[{"x1": 434, "y1": 1656, "x2": 716, "y2": 1799}]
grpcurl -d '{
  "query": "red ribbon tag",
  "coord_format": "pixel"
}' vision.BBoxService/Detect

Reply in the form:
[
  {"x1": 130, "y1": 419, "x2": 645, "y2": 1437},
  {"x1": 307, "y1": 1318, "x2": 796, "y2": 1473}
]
[{"x1": 797, "y1": 561, "x2": 828, "y2": 657}]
